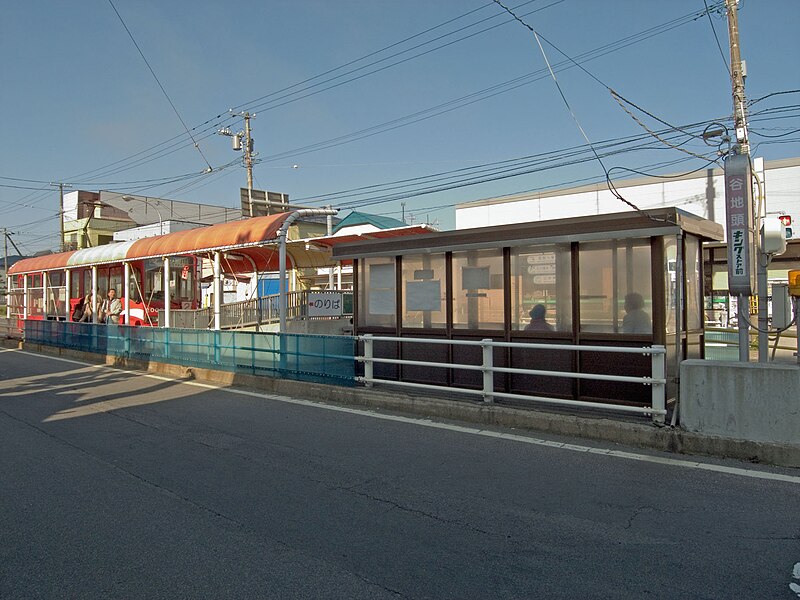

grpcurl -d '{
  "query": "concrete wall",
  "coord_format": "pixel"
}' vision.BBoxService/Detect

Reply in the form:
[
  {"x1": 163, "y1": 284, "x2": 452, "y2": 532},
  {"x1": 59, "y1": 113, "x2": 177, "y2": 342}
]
[{"x1": 680, "y1": 360, "x2": 800, "y2": 445}]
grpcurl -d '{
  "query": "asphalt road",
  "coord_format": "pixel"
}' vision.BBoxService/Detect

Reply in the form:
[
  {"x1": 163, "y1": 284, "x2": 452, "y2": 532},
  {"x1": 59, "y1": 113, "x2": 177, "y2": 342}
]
[{"x1": 1, "y1": 348, "x2": 798, "y2": 599}]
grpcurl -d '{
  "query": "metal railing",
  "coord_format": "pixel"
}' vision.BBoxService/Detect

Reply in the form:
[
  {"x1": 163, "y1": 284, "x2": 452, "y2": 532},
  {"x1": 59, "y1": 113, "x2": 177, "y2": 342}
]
[
  {"x1": 159, "y1": 290, "x2": 353, "y2": 330},
  {"x1": 358, "y1": 335, "x2": 667, "y2": 424}
]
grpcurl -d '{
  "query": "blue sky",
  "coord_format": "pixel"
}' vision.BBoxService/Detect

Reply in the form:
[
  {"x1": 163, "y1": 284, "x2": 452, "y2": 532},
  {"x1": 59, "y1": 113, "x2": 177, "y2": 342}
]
[{"x1": 1, "y1": 0, "x2": 798, "y2": 253}]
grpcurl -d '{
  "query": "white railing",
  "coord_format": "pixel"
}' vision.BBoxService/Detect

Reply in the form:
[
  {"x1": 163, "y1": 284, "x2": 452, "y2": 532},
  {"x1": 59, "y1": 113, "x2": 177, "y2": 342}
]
[{"x1": 358, "y1": 335, "x2": 667, "y2": 424}]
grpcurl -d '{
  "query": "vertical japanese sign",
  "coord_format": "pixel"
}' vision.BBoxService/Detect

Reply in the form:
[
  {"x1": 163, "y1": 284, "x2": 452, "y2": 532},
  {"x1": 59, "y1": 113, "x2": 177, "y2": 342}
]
[{"x1": 724, "y1": 154, "x2": 754, "y2": 295}]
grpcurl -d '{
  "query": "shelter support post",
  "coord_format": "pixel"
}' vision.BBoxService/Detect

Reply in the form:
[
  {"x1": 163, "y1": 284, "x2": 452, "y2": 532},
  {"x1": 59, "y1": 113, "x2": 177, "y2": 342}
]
[
  {"x1": 22, "y1": 274, "x2": 28, "y2": 320},
  {"x1": 5, "y1": 275, "x2": 10, "y2": 319},
  {"x1": 64, "y1": 269, "x2": 71, "y2": 321},
  {"x1": 123, "y1": 262, "x2": 130, "y2": 325},
  {"x1": 91, "y1": 266, "x2": 98, "y2": 323},
  {"x1": 213, "y1": 252, "x2": 221, "y2": 331},
  {"x1": 163, "y1": 257, "x2": 170, "y2": 329},
  {"x1": 42, "y1": 271, "x2": 48, "y2": 318}
]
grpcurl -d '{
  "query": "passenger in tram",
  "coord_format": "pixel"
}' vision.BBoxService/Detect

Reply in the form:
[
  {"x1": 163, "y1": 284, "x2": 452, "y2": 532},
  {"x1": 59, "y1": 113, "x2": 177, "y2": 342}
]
[
  {"x1": 100, "y1": 288, "x2": 122, "y2": 324},
  {"x1": 524, "y1": 304, "x2": 554, "y2": 332},
  {"x1": 77, "y1": 293, "x2": 94, "y2": 322},
  {"x1": 622, "y1": 292, "x2": 651, "y2": 334}
]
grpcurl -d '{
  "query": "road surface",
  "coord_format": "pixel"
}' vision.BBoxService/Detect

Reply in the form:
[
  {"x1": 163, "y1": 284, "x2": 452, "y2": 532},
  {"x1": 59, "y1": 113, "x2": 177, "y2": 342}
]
[{"x1": 1, "y1": 348, "x2": 798, "y2": 599}]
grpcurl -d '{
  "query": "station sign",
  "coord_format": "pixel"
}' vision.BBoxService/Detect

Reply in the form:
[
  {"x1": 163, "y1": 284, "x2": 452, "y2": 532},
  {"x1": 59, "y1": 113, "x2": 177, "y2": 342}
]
[
  {"x1": 308, "y1": 292, "x2": 343, "y2": 317},
  {"x1": 724, "y1": 154, "x2": 755, "y2": 296}
]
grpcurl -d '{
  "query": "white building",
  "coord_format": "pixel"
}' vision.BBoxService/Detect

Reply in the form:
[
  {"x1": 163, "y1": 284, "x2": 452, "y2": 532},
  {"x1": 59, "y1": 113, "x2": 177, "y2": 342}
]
[{"x1": 455, "y1": 157, "x2": 799, "y2": 238}]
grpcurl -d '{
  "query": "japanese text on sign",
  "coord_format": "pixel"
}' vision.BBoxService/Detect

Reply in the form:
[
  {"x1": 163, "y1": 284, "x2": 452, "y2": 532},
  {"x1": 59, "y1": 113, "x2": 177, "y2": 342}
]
[{"x1": 307, "y1": 292, "x2": 343, "y2": 317}]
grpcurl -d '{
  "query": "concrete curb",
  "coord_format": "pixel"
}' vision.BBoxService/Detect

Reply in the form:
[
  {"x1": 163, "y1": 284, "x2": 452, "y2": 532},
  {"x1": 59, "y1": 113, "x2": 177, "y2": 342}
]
[{"x1": 5, "y1": 339, "x2": 800, "y2": 468}]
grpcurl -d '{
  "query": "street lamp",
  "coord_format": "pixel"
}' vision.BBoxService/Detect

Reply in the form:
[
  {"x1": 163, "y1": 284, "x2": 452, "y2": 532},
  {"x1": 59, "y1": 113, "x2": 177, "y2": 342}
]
[{"x1": 122, "y1": 195, "x2": 164, "y2": 235}]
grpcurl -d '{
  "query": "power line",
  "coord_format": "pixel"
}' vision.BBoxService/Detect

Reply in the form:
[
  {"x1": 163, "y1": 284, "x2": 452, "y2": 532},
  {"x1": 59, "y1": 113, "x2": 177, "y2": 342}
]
[
  {"x1": 107, "y1": 0, "x2": 213, "y2": 172},
  {"x1": 702, "y1": 0, "x2": 732, "y2": 77}
]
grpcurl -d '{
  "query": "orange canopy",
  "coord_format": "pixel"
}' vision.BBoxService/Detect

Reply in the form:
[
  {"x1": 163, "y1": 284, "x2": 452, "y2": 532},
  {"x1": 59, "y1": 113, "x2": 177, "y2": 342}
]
[{"x1": 9, "y1": 213, "x2": 291, "y2": 275}]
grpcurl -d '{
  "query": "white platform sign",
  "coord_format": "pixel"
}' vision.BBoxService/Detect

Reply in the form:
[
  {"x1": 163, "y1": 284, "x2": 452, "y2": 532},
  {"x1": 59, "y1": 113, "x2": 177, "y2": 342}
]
[{"x1": 307, "y1": 292, "x2": 343, "y2": 317}]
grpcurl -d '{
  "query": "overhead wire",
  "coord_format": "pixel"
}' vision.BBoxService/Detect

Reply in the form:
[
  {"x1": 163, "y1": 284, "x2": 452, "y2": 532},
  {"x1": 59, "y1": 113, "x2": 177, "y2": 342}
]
[{"x1": 107, "y1": 0, "x2": 213, "y2": 172}]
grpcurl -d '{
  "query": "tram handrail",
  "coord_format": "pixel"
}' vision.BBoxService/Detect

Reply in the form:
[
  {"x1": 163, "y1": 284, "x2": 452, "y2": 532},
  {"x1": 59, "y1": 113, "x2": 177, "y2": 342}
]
[{"x1": 357, "y1": 334, "x2": 667, "y2": 424}]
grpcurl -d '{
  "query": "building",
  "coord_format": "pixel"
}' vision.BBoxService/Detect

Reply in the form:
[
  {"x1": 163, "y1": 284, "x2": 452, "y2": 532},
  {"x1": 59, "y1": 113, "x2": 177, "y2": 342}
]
[
  {"x1": 455, "y1": 157, "x2": 799, "y2": 237},
  {"x1": 62, "y1": 190, "x2": 243, "y2": 251}
]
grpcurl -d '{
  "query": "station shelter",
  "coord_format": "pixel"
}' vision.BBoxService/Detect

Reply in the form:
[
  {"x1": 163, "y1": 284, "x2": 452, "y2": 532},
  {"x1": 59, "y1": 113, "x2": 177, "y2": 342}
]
[{"x1": 332, "y1": 208, "x2": 724, "y2": 405}]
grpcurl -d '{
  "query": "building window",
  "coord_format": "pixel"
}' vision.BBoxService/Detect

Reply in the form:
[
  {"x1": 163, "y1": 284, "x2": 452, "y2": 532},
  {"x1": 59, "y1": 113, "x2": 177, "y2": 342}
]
[
  {"x1": 579, "y1": 239, "x2": 652, "y2": 334},
  {"x1": 452, "y1": 249, "x2": 504, "y2": 330},
  {"x1": 510, "y1": 244, "x2": 572, "y2": 332},
  {"x1": 358, "y1": 258, "x2": 396, "y2": 328}
]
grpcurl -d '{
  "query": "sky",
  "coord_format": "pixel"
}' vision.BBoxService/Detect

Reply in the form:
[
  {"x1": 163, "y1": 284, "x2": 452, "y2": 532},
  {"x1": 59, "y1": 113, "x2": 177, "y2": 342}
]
[{"x1": 1, "y1": 0, "x2": 798, "y2": 255}]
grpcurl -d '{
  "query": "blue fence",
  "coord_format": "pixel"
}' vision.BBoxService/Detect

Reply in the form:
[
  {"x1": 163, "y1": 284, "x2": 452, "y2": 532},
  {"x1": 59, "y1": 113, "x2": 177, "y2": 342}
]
[{"x1": 24, "y1": 320, "x2": 356, "y2": 386}]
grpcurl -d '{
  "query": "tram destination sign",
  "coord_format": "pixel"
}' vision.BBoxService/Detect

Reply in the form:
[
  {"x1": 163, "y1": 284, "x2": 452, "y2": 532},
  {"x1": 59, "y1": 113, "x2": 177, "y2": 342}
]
[{"x1": 724, "y1": 154, "x2": 755, "y2": 296}]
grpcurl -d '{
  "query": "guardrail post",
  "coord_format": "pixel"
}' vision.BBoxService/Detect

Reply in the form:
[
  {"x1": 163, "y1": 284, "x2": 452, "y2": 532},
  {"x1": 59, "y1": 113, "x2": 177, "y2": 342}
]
[
  {"x1": 481, "y1": 338, "x2": 493, "y2": 403},
  {"x1": 363, "y1": 334, "x2": 374, "y2": 388},
  {"x1": 650, "y1": 344, "x2": 666, "y2": 425}
]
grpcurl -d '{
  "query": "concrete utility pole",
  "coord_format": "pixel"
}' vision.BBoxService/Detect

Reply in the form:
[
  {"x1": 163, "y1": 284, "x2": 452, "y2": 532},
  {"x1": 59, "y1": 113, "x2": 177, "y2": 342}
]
[
  {"x1": 726, "y1": 0, "x2": 749, "y2": 155},
  {"x1": 218, "y1": 112, "x2": 257, "y2": 216},
  {"x1": 723, "y1": 0, "x2": 759, "y2": 362},
  {"x1": 50, "y1": 182, "x2": 72, "y2": 252}
]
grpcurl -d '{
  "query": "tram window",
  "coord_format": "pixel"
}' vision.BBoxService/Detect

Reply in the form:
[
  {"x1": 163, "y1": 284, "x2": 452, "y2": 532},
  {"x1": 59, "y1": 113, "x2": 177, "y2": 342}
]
[
  {"x1": 109, "y1": 267, "x2": 123, "y2": 297},
  {"x1": 128, "y1": 270, "x2": 142, "y2": 303},
  {"x1": 48, "y1": 271, "x2": 64, "y2": 287},
  {"x1": 401, "y1": 253, "x2": 445, "y2": 329},
  {"x1": 98, "y1": 270, "x2": 109, "y2": 297},
  {"x1": 359, "y1": 258, "x2": 396, "y2": 328},
  {"x1": 511, "y1": 244, "x2": 572, "y2": 332},
  {"x1": 70, "y1": 272, "x2": 80, "y2": 299},
  {"x1": 452, "y1": 249, "x2": 504, "y2": 330},
  {"x1": 144, "y1": 259, "x2": 163, "y2": 299},
  {"x1": 83, "y1": 270, "x2": 92, "y2": 295},
  {"x1": 32, "y1": 274, "x2": 42, "y2": 287},
  {"x1": 579, "y1": 240, "x2": 652, "y2": 335}
]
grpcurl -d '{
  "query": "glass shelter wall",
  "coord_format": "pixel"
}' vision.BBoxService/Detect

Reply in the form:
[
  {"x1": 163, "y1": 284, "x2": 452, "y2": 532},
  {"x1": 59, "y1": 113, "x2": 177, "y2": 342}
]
[
  {"x1": 510, "y1": 244, "x2": 572, "y2": 332},
  {"x1": 451, "y1": 249, "x2": 504, "y2": 330},
  {"x1": 358, "y1": 257, "x2": 396, "y2": 328},
  {"x1": 401, "y1": 253, "x2": 446, "y2": 329},
  {"x1": 579, "y1": 240, "x2": 653, "y2": 335}
]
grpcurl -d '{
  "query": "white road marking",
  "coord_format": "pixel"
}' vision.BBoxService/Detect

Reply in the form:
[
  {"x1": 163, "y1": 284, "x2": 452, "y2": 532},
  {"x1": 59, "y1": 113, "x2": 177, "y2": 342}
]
[
  {"x1": 791, "y1": 561, "x2": 800, "y2": 597},
  {"x1": 4, "y1": 349, "x2": 800, "y2": 485}
]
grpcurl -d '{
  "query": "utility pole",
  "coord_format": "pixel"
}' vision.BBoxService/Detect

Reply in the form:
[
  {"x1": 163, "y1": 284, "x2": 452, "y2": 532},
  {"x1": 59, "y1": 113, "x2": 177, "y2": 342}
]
[
  {"x1": 50, "y1": 182, "x2": 72, "y2": 252},
  {"x1": 218, "y1": 112, "x2": 257, "y2": 217},
  {"x1": 724, "y1": 0, "x2": 757, "y2": 362},
  {"x1": 726, "y1": 0, "x2": 749, "y2": 155}
]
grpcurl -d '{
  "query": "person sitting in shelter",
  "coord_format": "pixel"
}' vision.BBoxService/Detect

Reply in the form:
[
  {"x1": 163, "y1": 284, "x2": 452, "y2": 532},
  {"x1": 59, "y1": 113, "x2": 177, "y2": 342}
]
[
  {"x1": 71, "y1": 296, "x2": 86, "y2": 322},
  {"x1": 524, "y1": 304, "x2": 554, "y2": 332},
  {"x1": 78, "y1": 293, "x2": 94, "y2": 322},
  {"x1": 622, "y1": 292, "x2": 651, "y2": 334},
  {"x1": 100, "y1": 288, "x2": 123, "y2": 324}
]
